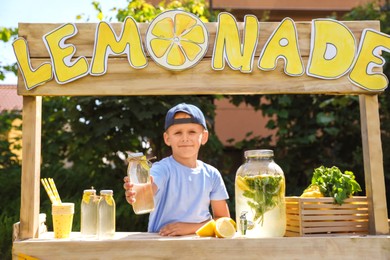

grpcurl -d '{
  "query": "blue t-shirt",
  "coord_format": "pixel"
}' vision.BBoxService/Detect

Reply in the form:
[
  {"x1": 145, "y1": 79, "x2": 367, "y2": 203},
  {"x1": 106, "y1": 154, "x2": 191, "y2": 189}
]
[{"x1": 148, "y1": 156, "x2": 229, "y2": 233}]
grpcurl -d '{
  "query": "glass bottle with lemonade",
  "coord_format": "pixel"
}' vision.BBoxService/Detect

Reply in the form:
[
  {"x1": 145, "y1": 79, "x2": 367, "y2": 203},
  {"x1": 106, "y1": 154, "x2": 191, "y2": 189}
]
[{"x1": 127, "y1": 152, "x2": 155, "y2": 215}]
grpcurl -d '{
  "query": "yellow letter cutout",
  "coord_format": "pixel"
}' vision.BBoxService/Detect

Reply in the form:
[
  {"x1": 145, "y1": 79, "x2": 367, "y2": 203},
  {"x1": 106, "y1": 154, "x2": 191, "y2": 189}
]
[
  {"x1": 258, "y1": 17, "x2": 304, "y2": 76},
  {"x1": 43, "y1": 23, "x2": 89, "y2": 84},
  {"x1": 91, "y1": 16, "x2": 147, "y2": 75},
  {"x1": 212, "y1": 12, "x2": 258, "y2": 73},
  {"x1": 307, "y1": 19, "x2": 356, "y2": 79},
  {"x1": 349, "y1": 29, "x2": 390, "y2": 91},
  {"x1": 12, "y1": 38, "x2": 52, "y2": 90}
]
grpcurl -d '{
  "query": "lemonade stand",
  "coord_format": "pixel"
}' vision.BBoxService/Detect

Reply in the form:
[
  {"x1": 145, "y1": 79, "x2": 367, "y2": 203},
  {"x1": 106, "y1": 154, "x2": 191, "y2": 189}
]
[{"x1": 12, "y1": 10, "x2": 389, "y2": 259}]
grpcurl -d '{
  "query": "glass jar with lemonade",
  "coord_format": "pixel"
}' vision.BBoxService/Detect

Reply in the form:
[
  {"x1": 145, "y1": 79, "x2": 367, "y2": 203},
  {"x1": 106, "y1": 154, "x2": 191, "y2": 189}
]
[
  {"x1": 127, "y1": 153, "x2": 155, "y2": 215},
  {"x1": 235, "y1": 149, "x2": 286, "y2": 238}
]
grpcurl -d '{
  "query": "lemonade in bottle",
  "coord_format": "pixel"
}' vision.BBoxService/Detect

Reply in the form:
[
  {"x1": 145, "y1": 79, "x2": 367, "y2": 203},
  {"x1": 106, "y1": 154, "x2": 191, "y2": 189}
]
[
  {"x1": 127, "y1": 153, "x2": 155, "y2": 214},
  {"x1": 80, "y1": 188, "x2": 99, "y2": 237},
  {"x1": 97, "y1": 190, "x2": 115, "y2": 239},
  {"x1": 235, "y1": 149, "x2": 286, "y2": 237}
]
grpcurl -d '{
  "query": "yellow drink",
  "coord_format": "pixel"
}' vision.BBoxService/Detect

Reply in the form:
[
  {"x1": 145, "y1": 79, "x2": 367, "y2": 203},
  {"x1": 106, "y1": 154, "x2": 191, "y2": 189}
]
[
  {"x1": 52, "y1": 203, "x2": 74, "y2": 239},
  {"x1": 132, "y1": 183, "x2": 154, "y2": 214}
]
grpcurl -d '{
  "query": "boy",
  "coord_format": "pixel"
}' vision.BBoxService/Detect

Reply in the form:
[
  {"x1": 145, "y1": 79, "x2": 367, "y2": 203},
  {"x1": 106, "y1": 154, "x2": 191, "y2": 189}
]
[{"x1": 124, "y1": 103, "x2": 230, "y2": 236}]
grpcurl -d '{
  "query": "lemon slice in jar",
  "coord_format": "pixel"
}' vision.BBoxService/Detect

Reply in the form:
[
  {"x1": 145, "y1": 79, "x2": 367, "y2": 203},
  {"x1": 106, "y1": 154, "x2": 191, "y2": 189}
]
[{"x1": 236, "y1": 176, "x2": 250, "y2": 191}]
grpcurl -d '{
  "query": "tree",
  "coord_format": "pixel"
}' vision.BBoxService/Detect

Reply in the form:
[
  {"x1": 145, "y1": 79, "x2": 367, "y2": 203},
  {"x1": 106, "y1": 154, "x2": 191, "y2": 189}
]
[{"x1": 0, "y1": 27, "x2": 18, "y2": 81}]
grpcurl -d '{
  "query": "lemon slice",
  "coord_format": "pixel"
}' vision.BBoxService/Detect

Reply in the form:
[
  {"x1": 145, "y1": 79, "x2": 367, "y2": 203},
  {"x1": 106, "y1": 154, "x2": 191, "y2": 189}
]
[
  {"x1": 146, "y1": 10, "x2": 208, "y2": 71},
  {"x1": 215, "y1": 217, "x2": 236, "y2": 238},
  {"x1": 195, "y1": 219, "x2": 216, "y2": 237},
  {"x1": 82, "y1": 193, "x2": 91, "y2": 204},
  {"x1": 82, "y1": 190, "x2": 96, "y2": 204},
  {"x1": 236, "y1": 176, "x2": 250, "y2": 191},
  {"x1": 105, "y1": 195, "x2": 114, "y2": 206}
]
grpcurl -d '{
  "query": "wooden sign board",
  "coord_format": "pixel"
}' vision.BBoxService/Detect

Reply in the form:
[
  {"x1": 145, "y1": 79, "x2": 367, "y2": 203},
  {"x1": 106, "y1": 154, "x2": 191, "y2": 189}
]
[{"x1": 14, "y1": 12, "x2": 388, "y2": 96}]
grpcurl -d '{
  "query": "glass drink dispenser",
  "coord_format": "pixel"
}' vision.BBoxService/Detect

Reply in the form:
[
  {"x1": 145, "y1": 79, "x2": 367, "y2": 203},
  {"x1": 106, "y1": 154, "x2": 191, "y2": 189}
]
[{"x1": 235, "y1": 149, "x2": 286, "y2": 237}]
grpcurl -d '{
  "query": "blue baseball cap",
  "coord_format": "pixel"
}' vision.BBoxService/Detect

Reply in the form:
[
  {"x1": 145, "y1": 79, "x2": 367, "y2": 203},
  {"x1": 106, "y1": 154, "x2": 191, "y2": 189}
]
[{"x1": 164, "y1": 103, "x2": 208, "y2": 131}]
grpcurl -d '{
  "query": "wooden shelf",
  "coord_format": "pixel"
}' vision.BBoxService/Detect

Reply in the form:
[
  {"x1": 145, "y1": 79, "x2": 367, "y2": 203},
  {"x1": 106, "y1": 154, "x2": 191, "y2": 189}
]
[{"x1": 13, "y1": 232, "x2": 390, "y2": 259}]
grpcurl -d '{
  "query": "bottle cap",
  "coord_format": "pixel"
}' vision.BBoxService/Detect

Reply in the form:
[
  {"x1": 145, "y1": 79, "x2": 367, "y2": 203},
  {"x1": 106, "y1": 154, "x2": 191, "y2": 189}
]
[
  {"x1": 244, "y1": 149, "x2": 274, "y2": 158},
  {"x1": 83, "y1": 189, "x2": 96, "y2": 194},
  {"x1": 100, "y1": 190, "x2": 113, "y2": 195},
  {"x1": 128, "y1": 152, "x2": 144, "y2": 158}
]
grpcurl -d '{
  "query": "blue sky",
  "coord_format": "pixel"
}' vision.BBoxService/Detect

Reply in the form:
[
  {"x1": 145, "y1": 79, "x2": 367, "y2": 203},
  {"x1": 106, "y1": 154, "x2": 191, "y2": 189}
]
[{"x1": 1, "y1": 0, "x2": 128, "y2": 84}]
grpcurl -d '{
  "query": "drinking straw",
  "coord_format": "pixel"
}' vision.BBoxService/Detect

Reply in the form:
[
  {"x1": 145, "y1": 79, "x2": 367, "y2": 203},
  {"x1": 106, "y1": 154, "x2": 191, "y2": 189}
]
[
  {"x1": 41, "y1": 178, "x2": 56, "y2": 204},
  {"x1": 41, "y1": 178, "x2": 62, "y2": 204},
  {"x1": 49, "y1": 178, "x2": 62, "y2": 204}
]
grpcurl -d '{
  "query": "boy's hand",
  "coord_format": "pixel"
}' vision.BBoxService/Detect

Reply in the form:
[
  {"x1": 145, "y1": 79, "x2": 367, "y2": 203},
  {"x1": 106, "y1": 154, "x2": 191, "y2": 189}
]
[
  {"x1": 158, "y1": 221, "x2": 208, "y2": 236},
  {"x1": 123, "y1": 176, "x2": 155, "y2": 205},
  {"x1": 123, "y1": 176, "x2": 136, "y2": 205}
]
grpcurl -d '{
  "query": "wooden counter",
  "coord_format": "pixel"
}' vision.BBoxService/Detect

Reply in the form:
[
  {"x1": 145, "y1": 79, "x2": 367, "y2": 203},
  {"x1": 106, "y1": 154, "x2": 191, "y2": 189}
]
[{"x1": 13, "y1": 232, "x2": 390, "y2": 259}]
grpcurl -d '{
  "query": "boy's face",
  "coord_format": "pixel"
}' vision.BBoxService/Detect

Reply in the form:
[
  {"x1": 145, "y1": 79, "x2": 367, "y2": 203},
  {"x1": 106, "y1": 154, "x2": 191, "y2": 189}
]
[{"x1": 163, "y1": 112, "x2": 208, "y2": 161}]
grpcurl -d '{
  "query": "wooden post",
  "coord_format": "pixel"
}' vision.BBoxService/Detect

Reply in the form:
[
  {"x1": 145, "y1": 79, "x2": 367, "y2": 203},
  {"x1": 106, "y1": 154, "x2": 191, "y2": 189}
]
[
  {"x1": 359, "y1": 94, "x2": 389, "y2": 234},
  {"x1": 19, "y1": 96, "x2": 42, "y2": 239}
]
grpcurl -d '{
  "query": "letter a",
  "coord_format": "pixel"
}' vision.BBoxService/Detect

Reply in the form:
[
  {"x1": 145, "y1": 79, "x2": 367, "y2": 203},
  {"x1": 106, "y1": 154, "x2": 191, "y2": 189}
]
[{"x1": 258, "y1": 17, "x2": 304, "y2": 76}]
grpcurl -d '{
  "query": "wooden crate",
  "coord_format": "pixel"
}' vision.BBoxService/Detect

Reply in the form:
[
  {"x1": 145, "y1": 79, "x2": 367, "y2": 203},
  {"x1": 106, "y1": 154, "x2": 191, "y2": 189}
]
[{"x1": 285, "y1": 196, "x2": 369, "y2": 237}]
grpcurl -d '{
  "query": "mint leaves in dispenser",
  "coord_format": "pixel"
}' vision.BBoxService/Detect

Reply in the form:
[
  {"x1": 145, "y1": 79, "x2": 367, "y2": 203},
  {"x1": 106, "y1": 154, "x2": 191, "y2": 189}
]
[{"x1": 235, "y1": 149, "x2": 286, "y2": 237}]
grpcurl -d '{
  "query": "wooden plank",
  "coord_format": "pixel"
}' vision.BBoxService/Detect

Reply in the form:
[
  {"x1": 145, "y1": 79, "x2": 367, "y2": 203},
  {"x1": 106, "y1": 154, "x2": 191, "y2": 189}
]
[
  {"x1": 359, "y1": 95, "x2": 389, "y2": 235},
  {"x1": 12, "y1": 233, "x2": 390, "y2": 260},
  {"x1": 303, "y1": 226, "x2": 368, "y2": 233},
  {"x1": 300, "y1": 204, "x2": 368, "y2": 209},
  {"x1": 17, "y1": 21, "x2": 379, "y2": 59},
  {"x1": 17, "y1": 58, "x2": 376, "y2": 96},
  {"x1": 301, "y1": 208, "x2": 368, "y2": 213},
  {"x1": 286, "y1": 215, "x2": 300, "y2": 220},
  {"x1": 302, "y1": 221, "x2": 369, "y2": 228},
  {"x1": 19, "y1": 96, "x2": 42, "y2": 239},
  {"x1": 301, "y1": 215, "x2": 368, "y2": 221},
  {"x1": 211, "y1": 0, "x2": 377, "y2": 11},
  {"x1": 286, "y1": 197, "x2": 368, "y2": 203}
]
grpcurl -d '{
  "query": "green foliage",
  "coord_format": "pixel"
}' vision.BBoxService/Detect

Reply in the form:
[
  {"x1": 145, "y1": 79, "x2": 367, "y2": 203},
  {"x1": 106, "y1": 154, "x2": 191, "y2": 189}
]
[
  {"x1": 0, "y1": 27, "x2": 18, "y2": 80},
  {"x1": 0, "y1": 27, "x2": 18, "y2": 42},
  {"x1": 115, "y1": 0, "x2": 212, "y2": 23},
  {"x1": 227, "y1": 94, "x2": 365, "y2": 197},
  {"x1": 0, "y1": 110, "x2": 22, "y2": 260},
  {"x1": 311, "y1": 166, "x2": 362, "y2": 204},
  {"x1": 0, "y1": 214, "x2": 19, "y2": 260}
]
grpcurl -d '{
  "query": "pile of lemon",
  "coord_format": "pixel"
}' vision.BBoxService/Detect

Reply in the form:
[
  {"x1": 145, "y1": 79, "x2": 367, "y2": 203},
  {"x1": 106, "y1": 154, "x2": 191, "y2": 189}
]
[
  {"x1": 196, "y1": 217, "x2": 236, "y2": 238},
  {"x1": 300, "y1": 184, "x2": 324, "y2": 198}
]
